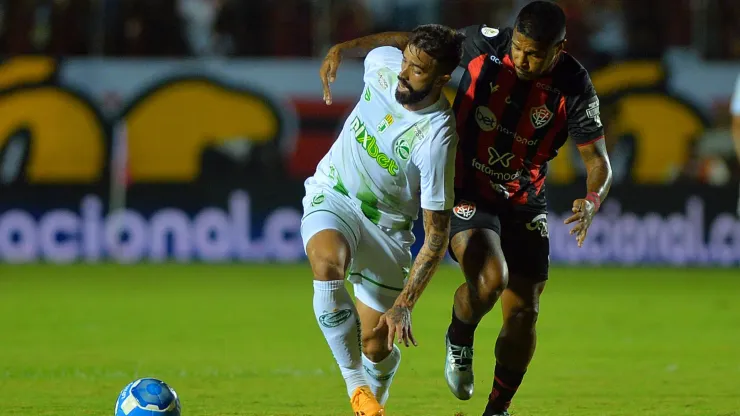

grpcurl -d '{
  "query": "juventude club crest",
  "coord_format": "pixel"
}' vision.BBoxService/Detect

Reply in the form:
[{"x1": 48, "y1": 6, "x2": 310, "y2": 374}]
[
  {"x1": 318, "y1": 309, "x2": 352, "y2": 327},
  {"x1": 530, "y1": 104, "x2": 553, "y2": 129},
  {"x1": 311, "y1": 193, "x2": 325, "y2": 207},
  {"x1": 394, "y1": 138, "x2": 410, "y2": 161}
]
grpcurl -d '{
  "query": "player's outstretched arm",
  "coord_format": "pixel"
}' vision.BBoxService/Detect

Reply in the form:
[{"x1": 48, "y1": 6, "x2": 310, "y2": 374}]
[
  {"x1": 373, "y1": 208, "x2": 451, "y2": 350},
  {"x1": 320, "y1": 32, "x2": 411, "y2": 104},
  {"x1": 331, "y1": 32, "x2": 411, "y2": 59},
  {"x1": 564, "y1": 139, "x2": 613, "y2": 247}
]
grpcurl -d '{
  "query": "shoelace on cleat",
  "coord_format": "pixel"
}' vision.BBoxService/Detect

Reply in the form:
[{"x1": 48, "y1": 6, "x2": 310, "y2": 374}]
[{"x1": 448, "y1": 344, "x2": 473, "y2": 371}]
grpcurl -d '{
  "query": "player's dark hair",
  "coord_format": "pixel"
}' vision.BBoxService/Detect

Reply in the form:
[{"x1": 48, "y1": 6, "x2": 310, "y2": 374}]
[
  {"x1": 515, "y1": 0, "x2": 567, "y2": 46},
  {"x1": 407, "y1": 24, "x2": 466, "y2": 76}
]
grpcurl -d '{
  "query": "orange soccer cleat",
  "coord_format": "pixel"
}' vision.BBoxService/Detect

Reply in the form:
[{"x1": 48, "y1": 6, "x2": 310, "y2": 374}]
[{"x1": 350, "y1": 386, "x2": 385, "y2": 416}]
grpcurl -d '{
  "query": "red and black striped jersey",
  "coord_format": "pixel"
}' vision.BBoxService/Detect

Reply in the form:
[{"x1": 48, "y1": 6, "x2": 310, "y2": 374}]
[{"x1": 452, "y1": 25, "x2": 604, "y2": 212}]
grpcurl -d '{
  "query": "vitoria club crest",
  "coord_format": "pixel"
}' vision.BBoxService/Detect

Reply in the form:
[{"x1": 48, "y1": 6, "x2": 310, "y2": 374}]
[
  {"x1": 453, "y1": 200, "x2": 476, "y2": 220},
  {"x1": 530, "y1": 104, "x2": 553, "y2": 129}
]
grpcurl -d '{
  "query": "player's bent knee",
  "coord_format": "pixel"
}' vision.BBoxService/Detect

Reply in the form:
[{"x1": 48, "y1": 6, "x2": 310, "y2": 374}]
[
  {"x1": 306, "y1": 230, "x2": 351, "y2": 281},
  {"x1": 506, "y1": 305, "x2": 539, "y2": 328},
  {"x1": 362, "y1": 331, "x2": 391, "y2": 362},
  {"x1": 310, "y1": 257, "x2": 346, "y2": 281},
  {"x1": 456, "y1": 229, "x2": 509, "y2": 307},
  {"x1": 466, "y1": 260, "x2": 508, "y2": 307}
]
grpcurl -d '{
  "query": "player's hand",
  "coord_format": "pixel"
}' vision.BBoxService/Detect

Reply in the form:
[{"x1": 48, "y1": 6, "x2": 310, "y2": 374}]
[
  {"x1": 319, "y1": 46, "x2": 342, "y2": 105},
  {"x1": 564, "y1": 198, "x2": 596, "y2": 248},
  {"x1": 373, "y1": 305, "x2": 417, "y2": 350}
]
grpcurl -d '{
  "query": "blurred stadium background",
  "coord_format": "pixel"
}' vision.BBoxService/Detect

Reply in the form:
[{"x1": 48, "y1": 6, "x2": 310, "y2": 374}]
[{"x1": 1, "y1": 0, "x2": 739, "y2": 415}]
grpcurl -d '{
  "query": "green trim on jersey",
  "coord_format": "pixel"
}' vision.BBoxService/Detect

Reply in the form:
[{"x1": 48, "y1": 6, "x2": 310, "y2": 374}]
[{"x1": 349, "y1": 272, "x2": 403, "y2": 291}]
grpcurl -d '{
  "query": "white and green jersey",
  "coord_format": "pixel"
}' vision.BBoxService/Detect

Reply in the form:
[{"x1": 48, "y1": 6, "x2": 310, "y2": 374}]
[{"x1": 310, "y1": 46, "x2": 458, "y2": 230}]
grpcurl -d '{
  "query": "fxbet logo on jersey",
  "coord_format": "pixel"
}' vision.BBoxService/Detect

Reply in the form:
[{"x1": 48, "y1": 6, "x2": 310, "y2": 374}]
[{"x1": 350, "y1": 116, "x2": 400, "y2": 176}]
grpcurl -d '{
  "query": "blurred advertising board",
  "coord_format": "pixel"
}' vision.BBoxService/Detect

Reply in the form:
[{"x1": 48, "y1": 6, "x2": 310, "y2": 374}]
[{"x1": 0, "y1": 56, "x2": 738, "y2": 265}]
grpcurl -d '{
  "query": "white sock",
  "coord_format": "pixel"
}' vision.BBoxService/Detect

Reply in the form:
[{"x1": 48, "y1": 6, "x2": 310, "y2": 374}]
[
  {"x1": 362, "y1": 344, "x2": 401, "y2": 405},
  {"x1": 313, "y1": 280, "x2": 367, "y2": 398}
]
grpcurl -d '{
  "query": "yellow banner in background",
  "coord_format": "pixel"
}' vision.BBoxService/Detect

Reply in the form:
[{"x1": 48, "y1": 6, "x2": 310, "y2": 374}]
[
  {"x1": 0, "y1": 58, "x2": 284, "y2": 184},
  {"x1": 0, "y1": 57, "x2": 715, "y2": 185},
  {"x1": 548, "y1": 61, "x2": 707, "y2": 184}
]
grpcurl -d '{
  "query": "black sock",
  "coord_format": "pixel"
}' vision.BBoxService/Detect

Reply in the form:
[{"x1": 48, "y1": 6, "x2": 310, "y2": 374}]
[
  {"x1": 446, "y1": 307, "x2": 478, "y2": 346},
  {"x1": 484, "y1": 363, "x2": 526, "y2": 414}
]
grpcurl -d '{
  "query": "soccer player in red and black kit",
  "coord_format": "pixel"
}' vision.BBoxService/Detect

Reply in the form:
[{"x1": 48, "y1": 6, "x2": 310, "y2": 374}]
[{"x1": 319, "y1": 2, "x2": 613, "y2": 415}]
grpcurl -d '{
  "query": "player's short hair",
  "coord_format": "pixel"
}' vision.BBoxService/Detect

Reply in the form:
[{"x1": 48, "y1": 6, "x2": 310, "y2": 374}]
[
  {"x1": 407, "y1": 24, "x2": 466, "y2": 76},
  {"x1": 515, "y1": 0, "x2": 567, "y2": 46}
]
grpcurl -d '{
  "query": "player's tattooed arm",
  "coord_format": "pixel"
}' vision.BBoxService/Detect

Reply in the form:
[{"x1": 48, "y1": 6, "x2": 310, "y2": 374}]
[
  {"x1": 565, "y1": 139, "x2": 613, "y2": 247},
  {"x1": 578, "y1": 138, "x2": 613, "y2": 203},
  {"x1": 374, "y1": 209, "x2": 451, "y2": 349},
  {"x1": 320, "y1": 32, "x2": 410, "y2": 104},
  {"x1": 333, "y1": 32, "x2": 411, "y2": 58},
  {"x1": 397, "y1": 208, "x2": 451, "y2": 309}
]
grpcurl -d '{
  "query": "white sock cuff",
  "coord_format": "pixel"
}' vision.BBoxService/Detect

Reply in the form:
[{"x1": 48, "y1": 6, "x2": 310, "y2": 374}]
[
  {"x1": 313, "y1": 279, "x2": 345, "y2": 291},
  {"x1": 363, "y1": 345, "x2": 401, "y2": 373}
]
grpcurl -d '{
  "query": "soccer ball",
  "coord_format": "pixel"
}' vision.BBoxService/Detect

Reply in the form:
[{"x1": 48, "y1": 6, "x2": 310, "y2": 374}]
[{"x1": 115, "y1": 378, "x2": 181, "y2": 416}]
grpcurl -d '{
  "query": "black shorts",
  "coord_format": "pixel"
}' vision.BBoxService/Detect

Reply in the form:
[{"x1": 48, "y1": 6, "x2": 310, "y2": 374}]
[{"x1": 448, "y1": 199, "x2": 550, "y2": 281}]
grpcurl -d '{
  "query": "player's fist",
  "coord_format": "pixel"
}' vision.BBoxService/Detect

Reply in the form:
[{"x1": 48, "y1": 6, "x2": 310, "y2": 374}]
[
  {"x1": 563, "y1": 198, "x2": 596, "y2": 248},
  {"x1": 319, "y1": 46, "x2": 342, "y2": 105}
]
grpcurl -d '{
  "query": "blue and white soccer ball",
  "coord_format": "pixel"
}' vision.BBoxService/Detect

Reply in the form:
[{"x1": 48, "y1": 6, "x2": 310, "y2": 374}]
[{"x1": 115, "y1": 378, "x2": 181, "y2": 416}]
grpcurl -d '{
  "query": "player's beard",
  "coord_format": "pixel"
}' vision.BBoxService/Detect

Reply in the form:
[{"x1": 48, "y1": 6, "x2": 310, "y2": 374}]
[{"x1": 395, "y1": 78, "x2": 433, "y2": 105}]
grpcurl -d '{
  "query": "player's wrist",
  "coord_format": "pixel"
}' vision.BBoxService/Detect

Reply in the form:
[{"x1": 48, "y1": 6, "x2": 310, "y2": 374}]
[
  {"x1": 328, "y1": 44, "x2": 344, "y2": 58},
  {"x1": 393, "y1": 298, "x2": 414, "y2": 311},
  {"x1": 585, "y1": 192, "x2": 601, "y2": 212}
]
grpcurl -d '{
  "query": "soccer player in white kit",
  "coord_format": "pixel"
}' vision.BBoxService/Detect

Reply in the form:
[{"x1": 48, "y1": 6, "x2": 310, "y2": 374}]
[{"x1": 302, "y1": 25, "x2": 465, "y2": 415}]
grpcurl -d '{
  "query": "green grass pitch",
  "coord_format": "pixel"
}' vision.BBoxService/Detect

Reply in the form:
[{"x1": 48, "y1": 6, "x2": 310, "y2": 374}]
[{"x1": 1, "y1": 264, "x2": 739, "y2": 415}]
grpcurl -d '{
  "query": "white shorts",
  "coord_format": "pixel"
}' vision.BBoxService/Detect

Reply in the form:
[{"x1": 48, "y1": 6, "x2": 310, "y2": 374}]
[{"x1": 300, "y1": 180, "x2": 415, "y2": 312}]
